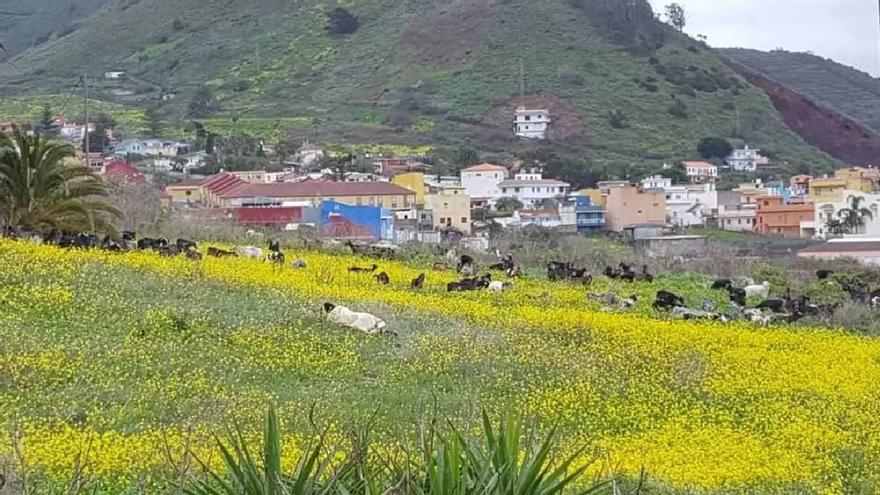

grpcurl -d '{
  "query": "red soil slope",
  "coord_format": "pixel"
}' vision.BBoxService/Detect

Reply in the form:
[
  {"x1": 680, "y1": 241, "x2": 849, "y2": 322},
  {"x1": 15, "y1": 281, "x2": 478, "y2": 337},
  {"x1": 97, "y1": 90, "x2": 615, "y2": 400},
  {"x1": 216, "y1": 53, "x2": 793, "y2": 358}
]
[{"x1": 728, "y1": 61, "x2": 880, "y2": 166}]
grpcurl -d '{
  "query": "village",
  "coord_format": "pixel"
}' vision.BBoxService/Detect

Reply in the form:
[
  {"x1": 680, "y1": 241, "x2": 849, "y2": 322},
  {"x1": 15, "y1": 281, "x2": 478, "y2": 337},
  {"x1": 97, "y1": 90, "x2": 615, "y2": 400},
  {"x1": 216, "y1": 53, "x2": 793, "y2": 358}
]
[{"x1": 6, "y1": 106, "x2": 880, "y2": 265}]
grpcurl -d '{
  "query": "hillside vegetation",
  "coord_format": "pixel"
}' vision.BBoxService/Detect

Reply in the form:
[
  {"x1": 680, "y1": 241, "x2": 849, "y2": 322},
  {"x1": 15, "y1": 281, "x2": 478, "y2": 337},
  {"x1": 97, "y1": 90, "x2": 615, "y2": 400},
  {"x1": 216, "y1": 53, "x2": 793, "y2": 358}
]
[
  {"x1": 722, "y1": 48, "x2": 880, "y2": 132},
  {"x1": 0, "y1": 0, "x2": 839, "y2": 175}
]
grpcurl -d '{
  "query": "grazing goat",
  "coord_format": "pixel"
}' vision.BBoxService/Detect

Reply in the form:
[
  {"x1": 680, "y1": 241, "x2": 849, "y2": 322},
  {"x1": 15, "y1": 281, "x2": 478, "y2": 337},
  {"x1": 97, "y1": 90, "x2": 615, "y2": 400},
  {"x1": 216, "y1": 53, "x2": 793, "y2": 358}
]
[
  {"x1": 653, "y1": 290, "x2": 685, "y2": 310},
  {"x1": 816, "y1": 269, "x2": 835, "y2": 281},
  {"x1": 410, "y1": 273, "x2": 426, "y2": 290},
  {"x1": 207, "y1": 247, "x2": 237, "y2": 258},
  {"x1": 349, "y1": 264, "x2": 378, "y2": 273},
  {"x1": 323, "y1": 303, "x2": 388, "y2": 335},
  {"x1": 728, "y1": 287, "x2": 747, "y2": 307},
  {"x1": 239, "y1": 246, "x2": 264, "y2": 259},
  {"x1": 744, "y1": 282, "x2": 770, "y2": 299},
  {"x1": 291, "y1": 259, "x2": 307, "y2": 269},
  {"x1": 711, "y1": 279, "x2": 733, "y2": 290},
  {"x1": 488, "y1": 281, "x2": 513, "y2": 293},
  {"x1": 267, "y1": 251, "x2": 285, "y2": 266},
  {"x1": 375, "y1": 272, "x2": 390, "y2": 285}
]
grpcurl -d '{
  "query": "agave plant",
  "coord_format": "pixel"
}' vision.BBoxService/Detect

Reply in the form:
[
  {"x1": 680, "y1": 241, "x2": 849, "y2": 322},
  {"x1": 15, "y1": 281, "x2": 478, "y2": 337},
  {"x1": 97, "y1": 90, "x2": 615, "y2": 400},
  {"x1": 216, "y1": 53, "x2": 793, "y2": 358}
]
[{"x1": 186, "y1": 407, "x2": 610, "y2": 495}]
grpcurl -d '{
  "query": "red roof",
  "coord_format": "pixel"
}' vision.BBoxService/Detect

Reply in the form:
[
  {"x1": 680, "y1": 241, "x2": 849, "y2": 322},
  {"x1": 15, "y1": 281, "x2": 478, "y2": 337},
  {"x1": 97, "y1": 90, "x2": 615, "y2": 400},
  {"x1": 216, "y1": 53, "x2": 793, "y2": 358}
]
[
  {"x1": 682, "y1": 161, "x2": 718, "y2": 170},
  {"x1": 230, "y1": 207, "x2": 303, "y2": 225},
  {"x1": 219, "y1": 181, "x2": 416, "y2": 199},
  {"x1": 462, "y1": 163, "x2": 507, "y2": 173},
  {"x1": 202, "y1": 173, "x2": 249, "y2": 197},
  {"x1": 103, "y1": 159, "x2": 142, "y2": 183}
]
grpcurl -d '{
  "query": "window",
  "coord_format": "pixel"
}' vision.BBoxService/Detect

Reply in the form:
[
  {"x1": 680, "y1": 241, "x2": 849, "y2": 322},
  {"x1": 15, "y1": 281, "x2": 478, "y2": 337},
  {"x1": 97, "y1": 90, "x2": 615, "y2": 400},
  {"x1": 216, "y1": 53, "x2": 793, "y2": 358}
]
[
  {"x1": 356, "y1": 197, "x2": 363, "y2": 205},
  {"x1": 524, "y1": 125, "x2": 530, "y2": 130},
  {"x1": 421, "y1": 213, "x2": 427, "y2": 220},
  {"x1": 461, "y1": 217, "x2": 467, "y2": 224},
  {"x1": 185, "y1": 191, "x2": 191, "y2": 196},
  {"x1": 525, "y1": 115, "x2": 531, "y2": 121},
  {"x1": 476, "y1": 173, "x2": 482, "y2": 177},
  {"x1": 443, "y1": 203, "x2": 449, "y2": 208}
]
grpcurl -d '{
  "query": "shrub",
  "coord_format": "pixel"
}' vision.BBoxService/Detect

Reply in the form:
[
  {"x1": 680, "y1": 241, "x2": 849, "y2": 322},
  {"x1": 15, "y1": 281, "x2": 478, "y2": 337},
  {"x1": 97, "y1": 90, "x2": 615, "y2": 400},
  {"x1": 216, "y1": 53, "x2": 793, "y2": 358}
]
[
  {"x1": 608, "y1": 109, "x2": 629, "y2": 129},
  {"x1": 698, "y1": 137, "x2": 733, "y2": 160},
  {"x1": 668, "y1": 98, "x2": 688, "y2": 118},
  {"x1": 558, "y1": 67, "x2": 585, "y2": 86},
  {"x1": 326, "y1": 7, "x2": 359, "y2": 35}
]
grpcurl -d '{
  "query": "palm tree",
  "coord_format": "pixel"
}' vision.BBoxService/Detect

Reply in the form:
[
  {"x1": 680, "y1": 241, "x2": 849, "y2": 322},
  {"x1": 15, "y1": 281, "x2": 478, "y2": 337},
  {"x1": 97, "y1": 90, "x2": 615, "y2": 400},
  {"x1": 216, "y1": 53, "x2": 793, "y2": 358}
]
[
  {"x1": 838, "y1": 195, "x2": 874, "y2": 234},
  {"x1": 0, "y1": 125, "x2": 121, "y2": 234}
]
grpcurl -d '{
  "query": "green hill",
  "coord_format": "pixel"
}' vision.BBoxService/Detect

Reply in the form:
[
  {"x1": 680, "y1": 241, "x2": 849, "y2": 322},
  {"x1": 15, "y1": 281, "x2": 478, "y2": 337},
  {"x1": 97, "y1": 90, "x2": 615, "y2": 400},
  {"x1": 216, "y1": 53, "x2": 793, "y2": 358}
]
[
  {"x1": 0, "y1": 0, "x2": 840, "y2": 177},
  {"x1": 721, "y1": 48, "x2": 880, "y2": 132}
]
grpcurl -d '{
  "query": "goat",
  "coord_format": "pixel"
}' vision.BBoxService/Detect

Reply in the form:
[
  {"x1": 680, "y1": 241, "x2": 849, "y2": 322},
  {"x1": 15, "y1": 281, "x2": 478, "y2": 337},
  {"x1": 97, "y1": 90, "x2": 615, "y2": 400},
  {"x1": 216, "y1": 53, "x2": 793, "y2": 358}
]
[
  {"x1": 410, "y1": 273, "x2": 426, "y2": 290},
  {"x1": 375, "y1": 272, "x2": 390, "y2": 285},
  {"x1": 744, "y1": 281, "x2": 771, "y2": 299}
]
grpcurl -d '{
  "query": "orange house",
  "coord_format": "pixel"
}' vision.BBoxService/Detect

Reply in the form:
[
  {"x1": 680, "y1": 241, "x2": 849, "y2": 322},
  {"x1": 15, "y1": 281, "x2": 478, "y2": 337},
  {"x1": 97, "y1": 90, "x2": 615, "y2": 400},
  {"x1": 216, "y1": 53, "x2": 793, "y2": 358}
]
[{"x1": 755, "y1": 195, "x2": 814, "y2": 238}]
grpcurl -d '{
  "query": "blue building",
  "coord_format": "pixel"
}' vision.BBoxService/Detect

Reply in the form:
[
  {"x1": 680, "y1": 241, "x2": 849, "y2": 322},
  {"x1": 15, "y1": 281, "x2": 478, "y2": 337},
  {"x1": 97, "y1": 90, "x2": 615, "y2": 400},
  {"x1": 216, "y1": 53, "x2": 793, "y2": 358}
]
[
  {"x1": 320, "y1": 201, "x2": 394, "y2": 241},
  {"x1": 575, "y1": 195, "x2": 605, "y2": 233}
]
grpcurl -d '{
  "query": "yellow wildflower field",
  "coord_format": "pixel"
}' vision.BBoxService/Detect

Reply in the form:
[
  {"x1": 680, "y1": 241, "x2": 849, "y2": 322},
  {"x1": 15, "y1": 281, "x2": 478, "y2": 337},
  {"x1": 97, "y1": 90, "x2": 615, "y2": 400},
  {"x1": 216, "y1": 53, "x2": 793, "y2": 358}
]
[{"x1": 1, "y1": 239, "x2": 878, "y2": 493}]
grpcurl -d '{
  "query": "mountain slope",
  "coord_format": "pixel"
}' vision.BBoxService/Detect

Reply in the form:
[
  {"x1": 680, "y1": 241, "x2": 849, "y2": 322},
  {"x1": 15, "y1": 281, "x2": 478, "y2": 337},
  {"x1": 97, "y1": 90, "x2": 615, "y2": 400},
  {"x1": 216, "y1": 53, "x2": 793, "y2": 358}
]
[
  {"x1": 0, "y1": 0, "x2": 840, "y2": 175},
  {"x1": 0, "y1": 0, "x2": 112, "y2": 57},
  {"x1": 721, "y1": 48, "x2": 880, "y2": 132}
]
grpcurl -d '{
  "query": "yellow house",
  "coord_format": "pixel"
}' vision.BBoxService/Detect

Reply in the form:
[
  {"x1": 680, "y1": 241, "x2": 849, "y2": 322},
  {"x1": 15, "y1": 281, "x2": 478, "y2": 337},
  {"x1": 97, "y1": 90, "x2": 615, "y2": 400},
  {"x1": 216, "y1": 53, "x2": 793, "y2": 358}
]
[
  {"x1": 165, "y1": 179, "x2": 205, "y2": 204},
  {"x1": 425, "y1": 186, "x2": 472, "y2": 234},
  {"x1": 578, "y1": 188, "x2": 606, "y2": 207},
  {"x1": 834, "y1": 168, "x2": 878, "y2": 193},
  {"x1": 809, "y1": 178, "x2": 848, "y2": 203},
  {"x1": 392, "y1": 172, "x2": 427, "y2": 206}
]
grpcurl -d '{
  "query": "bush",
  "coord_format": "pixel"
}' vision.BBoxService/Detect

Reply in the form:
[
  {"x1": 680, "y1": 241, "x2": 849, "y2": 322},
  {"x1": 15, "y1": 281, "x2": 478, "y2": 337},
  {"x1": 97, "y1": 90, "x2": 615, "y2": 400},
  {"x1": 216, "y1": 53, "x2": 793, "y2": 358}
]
[
  {"x1": 608, "y1": 109, "x2": 629, "y2": 129},
  {"x1": 668, "y1": 98, "x2": 688, "y2": 118},
  {"x1": 698, "y1": 136, "x2": 733, "y2": 160},
  {"x1": 558, "y1": 67, "x2": 585, "y2": 86},
  {"x1": 326, "y1": 7, "x2": 359, "y2": 35}
]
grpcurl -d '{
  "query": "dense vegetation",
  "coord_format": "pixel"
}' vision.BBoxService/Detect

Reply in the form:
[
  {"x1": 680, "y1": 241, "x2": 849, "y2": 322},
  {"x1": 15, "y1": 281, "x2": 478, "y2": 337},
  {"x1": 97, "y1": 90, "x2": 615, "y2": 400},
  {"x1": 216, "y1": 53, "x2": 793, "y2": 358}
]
[
  {"x1": 3, "y1": 240, "x2": 880, "y2": 493},
  {"x1": 722, "y1": 48, "x2": 880, "y2": 132},
  {"x1": 0, "y1": 0, "x2": 839, "y2": 178}
]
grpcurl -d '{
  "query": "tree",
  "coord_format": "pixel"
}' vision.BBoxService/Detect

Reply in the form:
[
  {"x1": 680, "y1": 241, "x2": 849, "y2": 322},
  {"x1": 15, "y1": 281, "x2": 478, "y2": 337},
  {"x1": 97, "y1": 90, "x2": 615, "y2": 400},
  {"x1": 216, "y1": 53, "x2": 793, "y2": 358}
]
[
  {"x1": 36, "y1": 104, "x2": 55, "y2": 135},
  {"x1": 825, "y1": 218, "x2": 847, "y2": 236},
  {"x1": 495, "y1": 197, "x2": 523, "y2": 213},
  {"x1": 0, "y1": 126, "x2": 121, "y2": 233},
  {"x1": 697, "y1": 137, "x2": 733, "y2": 160},
  {"x1": 187, "y1": 86, "x2": 219, "y2": 118},
  {"x1": 838, "y1": 195, "x2": 874, "y2": 234},
  {"x1": 452, "y1": 145, "x2": 479, "y2": 168},
  {"x1": 145, "y1": 107, "x2": 162, "y2": 136},
  {"x1": 84, "y1": 113, "x2": 114, "y2": 153},
  {"x1": 664, "y1": 3, "x2": 686, "y2": 31},
  {"x1": 326, "y1": 7, "x2": 359, "y2": 35}
]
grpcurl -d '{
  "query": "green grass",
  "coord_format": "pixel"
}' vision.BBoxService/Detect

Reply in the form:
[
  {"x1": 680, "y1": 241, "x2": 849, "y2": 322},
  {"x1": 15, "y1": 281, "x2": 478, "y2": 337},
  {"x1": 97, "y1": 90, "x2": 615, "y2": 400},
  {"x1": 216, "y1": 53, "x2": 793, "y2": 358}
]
[{"x1": 0, "y1": 95, "x2": 146, "y2": 133}]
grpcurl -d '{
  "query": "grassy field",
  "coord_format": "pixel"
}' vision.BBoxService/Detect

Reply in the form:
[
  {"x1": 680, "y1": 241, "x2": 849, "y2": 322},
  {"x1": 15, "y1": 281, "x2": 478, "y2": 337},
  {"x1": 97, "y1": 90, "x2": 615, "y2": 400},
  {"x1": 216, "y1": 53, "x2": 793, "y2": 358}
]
[{"x1": 2, "y1": 239, "x2": 880, "y2": 493}]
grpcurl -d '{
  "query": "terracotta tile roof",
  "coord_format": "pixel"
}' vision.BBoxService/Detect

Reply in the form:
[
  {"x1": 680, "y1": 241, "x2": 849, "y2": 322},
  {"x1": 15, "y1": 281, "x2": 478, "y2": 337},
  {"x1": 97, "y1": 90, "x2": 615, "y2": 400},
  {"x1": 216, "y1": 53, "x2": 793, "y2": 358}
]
[
  {"x1": 202, "y1": 173, "x2": 249, "y2": 197},
  {"x1": 103, "y1": 159, "x2": 142, "y2": 182},
  {"x1": 682, "y1": 161, "x2": 718, "y2": 169},
  {"x1": 219, "y1": 181, "x2": 415, "y2": 199},
  {"x1": 462, "y1": 163, "x2": 508, "y2": 173}
]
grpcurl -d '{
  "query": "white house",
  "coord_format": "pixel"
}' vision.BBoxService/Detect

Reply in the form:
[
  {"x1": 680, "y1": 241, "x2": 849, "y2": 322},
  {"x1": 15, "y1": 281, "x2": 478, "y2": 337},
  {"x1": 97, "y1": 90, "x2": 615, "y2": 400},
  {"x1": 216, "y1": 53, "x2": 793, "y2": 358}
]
[
  {"x1": 460, "y1": 163, "x2": 508, "y2": 203},
  {"x1": 104, "y1": 71, "x2": 126, "y2": 79},
  {"x1": 514, "y1": 107, "x2": 550, "y2": 140},
  {"x1": 717, "y1": 206, "x2": 757, "y2": 232},
  {"x1": 641, "y1": 176, "x2": 718, "y2": 227},
  {"x1": 344, "y1": 172, "x2": 388, "y2": 183},
  {"x1": 498, "y1": 171, "x2": 570, "y2": 209},
  {"x1": 114, "y1": 138, "x2": 148, "y2": 156},
  {"x1": 297, "y1": 141, "x2": 324, "y2": 166},
  {"x1": 143, "y1": 139, "x2": 189, "y2": 157},
  {"x1": 726, "y1": 146, "x2": 767, "y2": 172},
  {"x1": 682, "y1": 161, "x2": 718, "y2": 183}
]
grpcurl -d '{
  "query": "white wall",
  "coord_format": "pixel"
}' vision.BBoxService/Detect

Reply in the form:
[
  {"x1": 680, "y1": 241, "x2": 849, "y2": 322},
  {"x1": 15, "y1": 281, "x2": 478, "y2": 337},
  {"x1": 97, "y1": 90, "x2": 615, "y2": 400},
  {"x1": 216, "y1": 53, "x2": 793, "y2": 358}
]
[{"x1": 461, "y1": 171, "x2": 506, "y2": 201}]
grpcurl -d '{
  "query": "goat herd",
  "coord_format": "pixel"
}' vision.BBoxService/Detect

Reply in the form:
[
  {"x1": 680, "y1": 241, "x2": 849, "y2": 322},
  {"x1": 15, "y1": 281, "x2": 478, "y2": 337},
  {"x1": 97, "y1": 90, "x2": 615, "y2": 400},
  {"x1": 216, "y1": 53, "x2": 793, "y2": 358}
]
[{"x1": 6, "y1": 228, "x2": 880, "y2": 327}]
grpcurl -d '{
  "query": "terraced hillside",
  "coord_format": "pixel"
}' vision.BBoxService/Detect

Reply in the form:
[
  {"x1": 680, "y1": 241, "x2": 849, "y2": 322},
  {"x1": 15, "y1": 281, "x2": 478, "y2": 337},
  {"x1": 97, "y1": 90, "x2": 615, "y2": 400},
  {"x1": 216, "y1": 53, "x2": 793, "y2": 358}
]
[
  {"x1": 0, "y1": 0, "x2": 839, "y2": 174},
  {"x1": 723, "y1": 48, "x2": 880, "y2": 132}
]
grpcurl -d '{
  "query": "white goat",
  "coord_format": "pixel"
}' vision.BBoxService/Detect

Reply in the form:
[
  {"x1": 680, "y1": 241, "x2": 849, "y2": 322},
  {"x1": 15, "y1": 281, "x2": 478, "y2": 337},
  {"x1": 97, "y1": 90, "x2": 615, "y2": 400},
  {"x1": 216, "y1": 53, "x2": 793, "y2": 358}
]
[
  {"x1": 324, "y1": 303, "x2": 387, "y2": 335},
  {"x1": 744, "y1": 281, "x2": 771, "y2": 299}
]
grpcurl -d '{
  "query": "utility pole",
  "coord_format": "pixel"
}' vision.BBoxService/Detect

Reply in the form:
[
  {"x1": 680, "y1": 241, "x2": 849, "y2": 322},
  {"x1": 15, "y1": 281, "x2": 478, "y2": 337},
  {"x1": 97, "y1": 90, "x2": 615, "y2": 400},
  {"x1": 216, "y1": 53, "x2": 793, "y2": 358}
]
[{"x1": 83, "y1": 74, "x2": 89, "y2": 164}]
